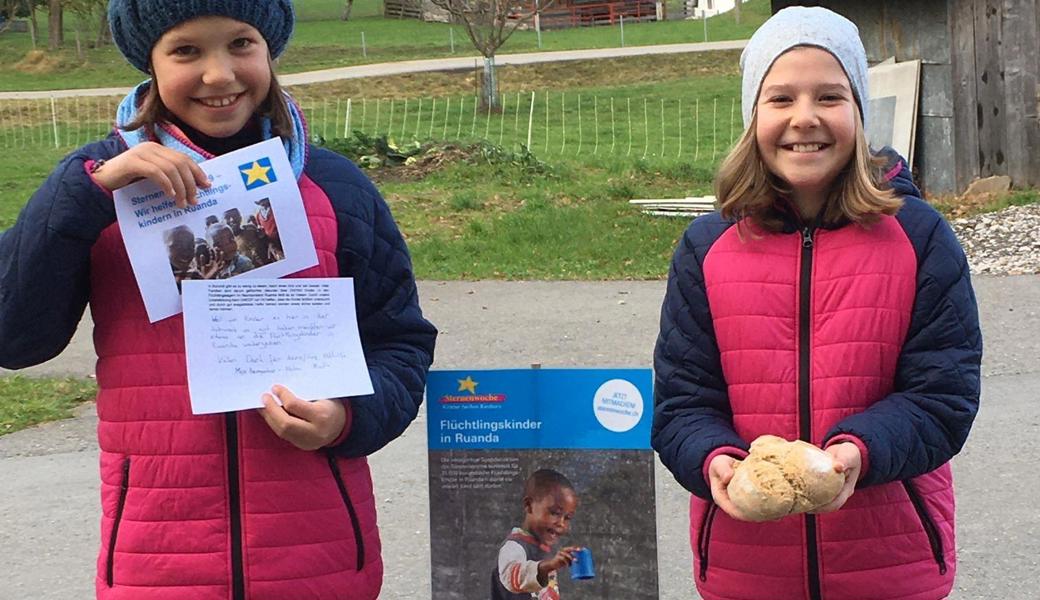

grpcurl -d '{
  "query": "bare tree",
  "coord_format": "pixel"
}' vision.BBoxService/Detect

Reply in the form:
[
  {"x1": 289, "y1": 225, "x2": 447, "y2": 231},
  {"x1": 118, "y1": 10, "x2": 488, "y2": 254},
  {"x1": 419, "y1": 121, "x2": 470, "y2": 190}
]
[
  {"x1": 341, "y1": 0, "x2": 354, "y2": 20},
  {"x1": 427, "y1": 0, "x2": 554, "y2": 111}
]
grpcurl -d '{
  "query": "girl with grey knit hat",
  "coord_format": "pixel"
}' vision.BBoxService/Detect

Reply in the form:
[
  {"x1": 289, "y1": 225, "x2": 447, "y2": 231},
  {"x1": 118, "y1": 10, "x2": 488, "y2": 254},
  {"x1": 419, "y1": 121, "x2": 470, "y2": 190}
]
[
  {"x1": 0, "y1": 1, "x2": 437, "y2": 599},
  {"x1": 653, "y1": 6, "x2": 980, "y2": 600}
]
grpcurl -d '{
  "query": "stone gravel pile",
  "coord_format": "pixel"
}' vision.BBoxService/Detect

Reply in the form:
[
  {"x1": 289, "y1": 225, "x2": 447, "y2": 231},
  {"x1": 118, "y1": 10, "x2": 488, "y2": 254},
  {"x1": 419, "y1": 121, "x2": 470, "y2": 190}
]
[{"x1": 951, "y1": 203, "x2": 1040, "y2": 276}]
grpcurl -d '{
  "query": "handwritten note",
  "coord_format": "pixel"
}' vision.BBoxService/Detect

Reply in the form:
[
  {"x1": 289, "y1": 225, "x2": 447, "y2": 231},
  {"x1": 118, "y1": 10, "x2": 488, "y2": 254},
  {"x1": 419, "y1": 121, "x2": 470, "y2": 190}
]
[{"x1": 182, "y1": 278, "x2": 373, "y2": 415}]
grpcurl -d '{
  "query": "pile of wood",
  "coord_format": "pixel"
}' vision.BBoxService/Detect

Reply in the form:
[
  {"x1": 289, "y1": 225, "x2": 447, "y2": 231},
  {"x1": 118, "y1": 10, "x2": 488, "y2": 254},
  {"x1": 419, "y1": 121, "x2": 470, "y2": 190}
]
[{"x1": 630, "y1": 196, "x2": 716, "y2": 217}]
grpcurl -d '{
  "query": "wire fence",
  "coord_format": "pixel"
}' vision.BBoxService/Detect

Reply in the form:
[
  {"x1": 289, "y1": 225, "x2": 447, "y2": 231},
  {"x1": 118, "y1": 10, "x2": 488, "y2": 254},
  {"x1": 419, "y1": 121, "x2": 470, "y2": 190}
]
[{"x1": 0, "y1": 91, "x2": 744, "y2": 163}]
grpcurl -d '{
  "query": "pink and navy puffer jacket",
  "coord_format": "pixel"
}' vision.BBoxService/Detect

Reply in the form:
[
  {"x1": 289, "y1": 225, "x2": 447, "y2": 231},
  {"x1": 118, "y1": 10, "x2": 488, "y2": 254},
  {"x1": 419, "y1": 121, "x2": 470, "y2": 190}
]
[
  {"x1": 652, "y1": 151, "x2": 982, "y2": 600},
  {"x1": 0, "y1": 136, "x2": 436, "y2": 600}
]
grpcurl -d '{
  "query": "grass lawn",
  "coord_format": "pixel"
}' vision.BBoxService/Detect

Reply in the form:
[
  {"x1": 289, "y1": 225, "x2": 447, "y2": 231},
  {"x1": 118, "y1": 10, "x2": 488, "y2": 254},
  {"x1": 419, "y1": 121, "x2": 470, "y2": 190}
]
[
  {"x1": 1, "y1": 50, "x2": 1036, "y2": 281},
  {"x1": 0, "y1": 375, "x2": 97, "y2": 435},
  {"x1": 0, "y1": 0, "x2": 770, "y2": 91}
]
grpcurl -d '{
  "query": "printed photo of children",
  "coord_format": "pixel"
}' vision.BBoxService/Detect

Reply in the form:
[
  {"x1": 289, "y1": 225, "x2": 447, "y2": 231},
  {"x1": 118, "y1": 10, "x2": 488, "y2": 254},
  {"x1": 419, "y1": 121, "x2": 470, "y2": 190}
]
[{"x1": 162, "y1": 199, "x2": 285, "y2": 290}]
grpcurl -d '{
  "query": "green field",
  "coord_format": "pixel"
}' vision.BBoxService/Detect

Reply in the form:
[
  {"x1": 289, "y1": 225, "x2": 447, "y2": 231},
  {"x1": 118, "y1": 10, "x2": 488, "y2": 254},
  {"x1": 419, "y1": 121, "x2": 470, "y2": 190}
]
[{"x1": 0, "y1": 0, "x2": 770, "y2": 91}]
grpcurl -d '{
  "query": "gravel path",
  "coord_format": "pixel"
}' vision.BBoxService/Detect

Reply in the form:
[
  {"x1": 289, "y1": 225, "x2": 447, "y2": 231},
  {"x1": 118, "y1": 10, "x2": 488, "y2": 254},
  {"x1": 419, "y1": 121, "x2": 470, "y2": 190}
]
[{"x1": 953, "y1": 204, "x2": 1040, "y2": 276}]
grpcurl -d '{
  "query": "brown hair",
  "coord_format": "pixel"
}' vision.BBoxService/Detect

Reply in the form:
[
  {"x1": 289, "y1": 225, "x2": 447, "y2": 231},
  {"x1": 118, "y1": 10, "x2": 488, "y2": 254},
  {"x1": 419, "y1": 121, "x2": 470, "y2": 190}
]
[
  {"x1": 715, "y1": 106, "x2": 902, "y2": 233},
  {"x1": 122, "y1": 56, "x2": 294, "y2": 142}
]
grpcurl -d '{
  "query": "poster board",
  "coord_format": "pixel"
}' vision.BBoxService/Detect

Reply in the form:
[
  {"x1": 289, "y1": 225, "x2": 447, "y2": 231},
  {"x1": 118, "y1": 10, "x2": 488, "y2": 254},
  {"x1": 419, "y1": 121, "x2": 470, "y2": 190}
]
[
  {"x1": 866, "y1": 58, "x2": 922, "y2": 169},
  {"x1": 427, "y1": 368, "x2": 658, "y2": 600}
]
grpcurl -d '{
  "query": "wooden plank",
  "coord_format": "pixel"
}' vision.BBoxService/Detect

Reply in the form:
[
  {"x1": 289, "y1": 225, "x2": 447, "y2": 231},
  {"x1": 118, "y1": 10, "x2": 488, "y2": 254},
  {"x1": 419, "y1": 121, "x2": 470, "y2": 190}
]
[
  {"x1": 973, "y1": 0, "x2": 1006, "y2": 179},
  {"x1": 949, "y1": 0, "x2": 979, "y2": 191},
  {"x1": 915, "y1": 115, "x2": 956, "y2": 194},
  {"x1": 1001, "y1": 0, "x2": 1040, "y2": 187}
]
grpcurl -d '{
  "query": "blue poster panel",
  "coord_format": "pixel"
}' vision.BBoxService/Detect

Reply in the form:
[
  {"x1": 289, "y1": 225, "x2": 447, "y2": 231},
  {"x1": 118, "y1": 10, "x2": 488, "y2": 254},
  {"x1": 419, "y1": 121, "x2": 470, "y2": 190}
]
[{"x1": 427, "y1": 368, "x2": 658, "y2": 600}]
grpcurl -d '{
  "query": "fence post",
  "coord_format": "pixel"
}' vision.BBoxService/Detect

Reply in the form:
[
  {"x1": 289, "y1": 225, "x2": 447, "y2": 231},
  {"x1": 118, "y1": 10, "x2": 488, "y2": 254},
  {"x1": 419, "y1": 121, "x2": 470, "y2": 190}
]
[
  {"x1": 323, "y1": 99, "x2": 328, "y2": 140},
  {"x1": 610, "y1": 97, "x2": 616, "y2": 155},
  {"x1": 401, "y1": 98, "x2": 409, "y2": 140},
  {"x1": 361, "y1": 31, "x2": 367, "y2": 57},
  {"x1": 429, "y1": 98, "x2": 437, "y2": 139},
  {"x1": 703, "y1": 13, "x2": 708, "y2": 42},
  {"x1": 660, "y1": 98, "x2": 665, "y2": 158},
  {"x1": 593, "y1": 96, "x2": 599, "y2": 155},
  {"x1": 694, "y1": 97, "x2": 700, "y2": 162},
  {"x1": 560, "y1": 92, "x2": 566, "y2": 154},
  {"x1": 457, "y1": 95, "x2": 464, "y2": 139},
  {"x1": 345, "y1": 98, "x2": 352, "y2": 137},
  {"x1": 50, "y1": 95, "x2": 60, "y2": 149},
  {"x1": 450, "y1": 28, "x2": 455, "y2": 53},
  {"x1": 374, "y1": 99, "x2": 381, "y2": 136},
  {"x1": 498, "y1": 93, "x2": 506, "y2": 145},
  {"x1": 626, "y1": 97, "x2": 632, "y2": 156},
  {"x1": 730, "y1": 97, "x2": 736, "y2": 146},
  {"x1": 443, "y1": 97, "x2": 451, "y2": 139},
  {"x1": 545, "y1": 90, "x2": 550, "y2": 154},
  {"x1": 677, "y1": 98, "x2": 682, "y2": 158},
  {"x1": 576, "y1": 94, "x2": 582, "y2": 156},
  {"x1": 389, "y1": 99, "x2": 395, "y2": 137},
  {"x1": 409, "y1": 98, "x2": 418, "y2": 140},
  {"x1": 620, "y1": 15, "x2": 625, "y2": 47},
  {"x1": 712, "y1": 97, "x2": 717, "y2": 160},
  {"x1": 526, "y1": 91, "x2": 535, "y2": 150},
  {"x1": 513, "y1": 91, "x2": 521, "y2": 148},
  {"x1": 642, "y1": 98, "x2": 649, "y2": 159}
]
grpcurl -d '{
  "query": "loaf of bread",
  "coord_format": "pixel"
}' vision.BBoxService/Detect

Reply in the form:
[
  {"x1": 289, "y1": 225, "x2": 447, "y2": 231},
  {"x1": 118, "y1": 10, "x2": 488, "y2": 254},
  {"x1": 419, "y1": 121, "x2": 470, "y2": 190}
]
[{"x1": 726, "y1": 435, "x2": 845, "y2": 522}]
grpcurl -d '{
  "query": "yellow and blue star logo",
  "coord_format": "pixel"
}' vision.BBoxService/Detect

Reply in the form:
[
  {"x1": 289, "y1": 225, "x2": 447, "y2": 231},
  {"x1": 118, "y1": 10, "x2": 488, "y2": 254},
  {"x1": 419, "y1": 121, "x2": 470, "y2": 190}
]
[
  {"x1": 239, "y1": 157, "x2": 277, "y2": 190},
  {"x1": 457, "y1": 376, "x2": 478, "y2": 394}
]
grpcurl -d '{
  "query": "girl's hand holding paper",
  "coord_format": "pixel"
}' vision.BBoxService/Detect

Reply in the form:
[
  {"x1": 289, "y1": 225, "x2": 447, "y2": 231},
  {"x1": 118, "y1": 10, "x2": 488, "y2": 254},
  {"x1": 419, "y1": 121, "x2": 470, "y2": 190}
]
[
  {"x1": 92, "y1": 141, "x2": 210, "y2": 208},
  {"x1": 259, "y1": 384, "x2": 348, "y2": 451}
]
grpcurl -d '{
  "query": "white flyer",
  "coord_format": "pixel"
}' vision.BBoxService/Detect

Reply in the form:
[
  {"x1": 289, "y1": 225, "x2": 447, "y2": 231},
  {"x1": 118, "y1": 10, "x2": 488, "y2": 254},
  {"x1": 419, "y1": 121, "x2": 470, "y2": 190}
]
[
  {"x1": 114, "y1": 138, "x2": 319, "y2": 322},
  {"x1": 181, "y1": 278, "x2": 374, "y2": 415}
]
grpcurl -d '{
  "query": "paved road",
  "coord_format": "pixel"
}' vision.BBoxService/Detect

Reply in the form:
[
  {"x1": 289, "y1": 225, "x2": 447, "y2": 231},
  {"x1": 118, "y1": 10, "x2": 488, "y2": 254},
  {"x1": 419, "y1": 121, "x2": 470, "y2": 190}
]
[
  {"x1": 0, "y1": 40, "x2": 748, "y2": 100},
  {"x1": 2, "y1": 277, "x2": 1038, "y2": 599}
]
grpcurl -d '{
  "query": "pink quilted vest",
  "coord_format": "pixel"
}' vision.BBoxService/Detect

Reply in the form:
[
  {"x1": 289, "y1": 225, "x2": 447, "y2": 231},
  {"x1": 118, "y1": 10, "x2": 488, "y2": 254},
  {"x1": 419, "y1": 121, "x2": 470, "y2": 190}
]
[
  {"x1": 692, "y1": 216, "x2": 955, "y2": 600},
  {"x1": 89, "y1": 175, "x2": 383, "y2": 600}
]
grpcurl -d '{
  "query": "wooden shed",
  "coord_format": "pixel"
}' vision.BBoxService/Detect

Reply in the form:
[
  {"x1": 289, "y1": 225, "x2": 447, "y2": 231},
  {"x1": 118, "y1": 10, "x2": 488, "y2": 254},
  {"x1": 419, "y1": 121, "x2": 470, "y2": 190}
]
[{"x1": 772, "y1": 0, "x2": 1040, "y2": 195}]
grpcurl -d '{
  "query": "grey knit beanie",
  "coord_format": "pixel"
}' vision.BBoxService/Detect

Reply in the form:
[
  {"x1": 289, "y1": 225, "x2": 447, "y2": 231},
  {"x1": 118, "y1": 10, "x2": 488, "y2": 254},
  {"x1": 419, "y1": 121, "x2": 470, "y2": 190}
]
[
  {"x1": 108, "y1": 0, "x2": 295, "y2": 73},
  {"x1": 740, "y1": 6, "x2": 869, "y2": 129}
]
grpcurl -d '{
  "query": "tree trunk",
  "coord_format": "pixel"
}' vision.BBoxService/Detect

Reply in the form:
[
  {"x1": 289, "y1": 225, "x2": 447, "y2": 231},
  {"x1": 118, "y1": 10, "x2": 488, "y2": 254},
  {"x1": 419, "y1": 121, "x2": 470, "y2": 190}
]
[
  {"x1": 96, "y1": 7, "x2": 111, "y2": 46},
  {"x1": 47, "y1": 0, "x2": 62, "y2": 50},
  {"x1": 733, "y1": 0, "x2": 740, "y2": 25},
  {"x1": 29, "y1": 3, "x2": 38, "y2": 49},
  {"x1": 74, "y1": 14, "x2": 83, "y2": 60},
  {"x1": 480, "y1": 55, "x2": 501, "y2": 112},
  {"x1": 341, "y1": 0, "x2": 354, "y2": 21}
]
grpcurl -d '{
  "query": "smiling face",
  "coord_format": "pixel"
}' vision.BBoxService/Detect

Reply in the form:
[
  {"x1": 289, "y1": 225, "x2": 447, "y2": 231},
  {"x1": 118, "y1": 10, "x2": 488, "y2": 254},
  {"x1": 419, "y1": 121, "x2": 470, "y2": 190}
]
[
  {"x1": 755, "y1": 46, "x2": 858, "y2": 218},
  {"x1": 167, "y1": 227, "x2": 196, "y2": 269},
  {"x1": 523, "y1": 485, "x2": 579, "y2": 548},
  {"x1": 150, "y1": 16, "x2": 272, "y2": 138}
]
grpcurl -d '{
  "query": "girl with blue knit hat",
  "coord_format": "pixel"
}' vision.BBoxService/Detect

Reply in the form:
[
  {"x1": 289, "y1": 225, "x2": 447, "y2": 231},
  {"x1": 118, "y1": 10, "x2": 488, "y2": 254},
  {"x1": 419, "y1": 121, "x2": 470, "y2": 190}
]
[
  {"x1": 0, "y1": 1, "x2": 436, "y2": 599},
  {"x1": 652, "y1": 6, "x2": 981, "y2": 600}
]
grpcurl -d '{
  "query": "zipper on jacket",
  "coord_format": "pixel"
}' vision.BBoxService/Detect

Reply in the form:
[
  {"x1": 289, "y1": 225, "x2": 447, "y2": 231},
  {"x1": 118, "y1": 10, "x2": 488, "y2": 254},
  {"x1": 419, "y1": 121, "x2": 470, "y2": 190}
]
[
  {"x1": 106, "y1": 457, "x2": 131, "y2": 587},
  {"x1": 798, "y1": 226, "x2": 823, "y2": 600},
  {"x1": 226, "y1": 413, "x2": 245, "y2": 600},
  {"x1": 326, "y1": 451, "x2": 366, "y2": 571},
  {"x1": 697, "y1": 503, "x2": 719, "y2": 581},
  {"x1": 903, "y1": 480, "x2": 948, "y2": 574}
]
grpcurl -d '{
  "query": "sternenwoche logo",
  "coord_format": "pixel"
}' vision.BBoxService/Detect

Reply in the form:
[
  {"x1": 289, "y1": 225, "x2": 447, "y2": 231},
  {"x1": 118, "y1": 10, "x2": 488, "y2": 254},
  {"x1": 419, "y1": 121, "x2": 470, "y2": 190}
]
[
  {"x1": 239, "y1": 157, "x2": 277, "y2": 190},
  {"x1": 439, "y1": 375, "x2": 506, "y2": 404}
]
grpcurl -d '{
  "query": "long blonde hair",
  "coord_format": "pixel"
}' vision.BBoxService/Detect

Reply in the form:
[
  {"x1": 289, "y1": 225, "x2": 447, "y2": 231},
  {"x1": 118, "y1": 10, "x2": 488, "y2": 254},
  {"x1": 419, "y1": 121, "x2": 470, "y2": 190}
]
[{"x1": 715, "y1": 106, "x2": 902, "y2": 232}]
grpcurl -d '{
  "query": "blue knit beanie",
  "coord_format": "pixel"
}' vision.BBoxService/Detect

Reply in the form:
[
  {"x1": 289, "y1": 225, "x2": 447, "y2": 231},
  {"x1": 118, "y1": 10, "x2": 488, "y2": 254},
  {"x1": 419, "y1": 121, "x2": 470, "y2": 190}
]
[
  {"x1": 108, "y1": 0, "x2": 295, "y2": 73},
  {"x1": 740, "y1": 6, "x2": 869, "y2": 130}
]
